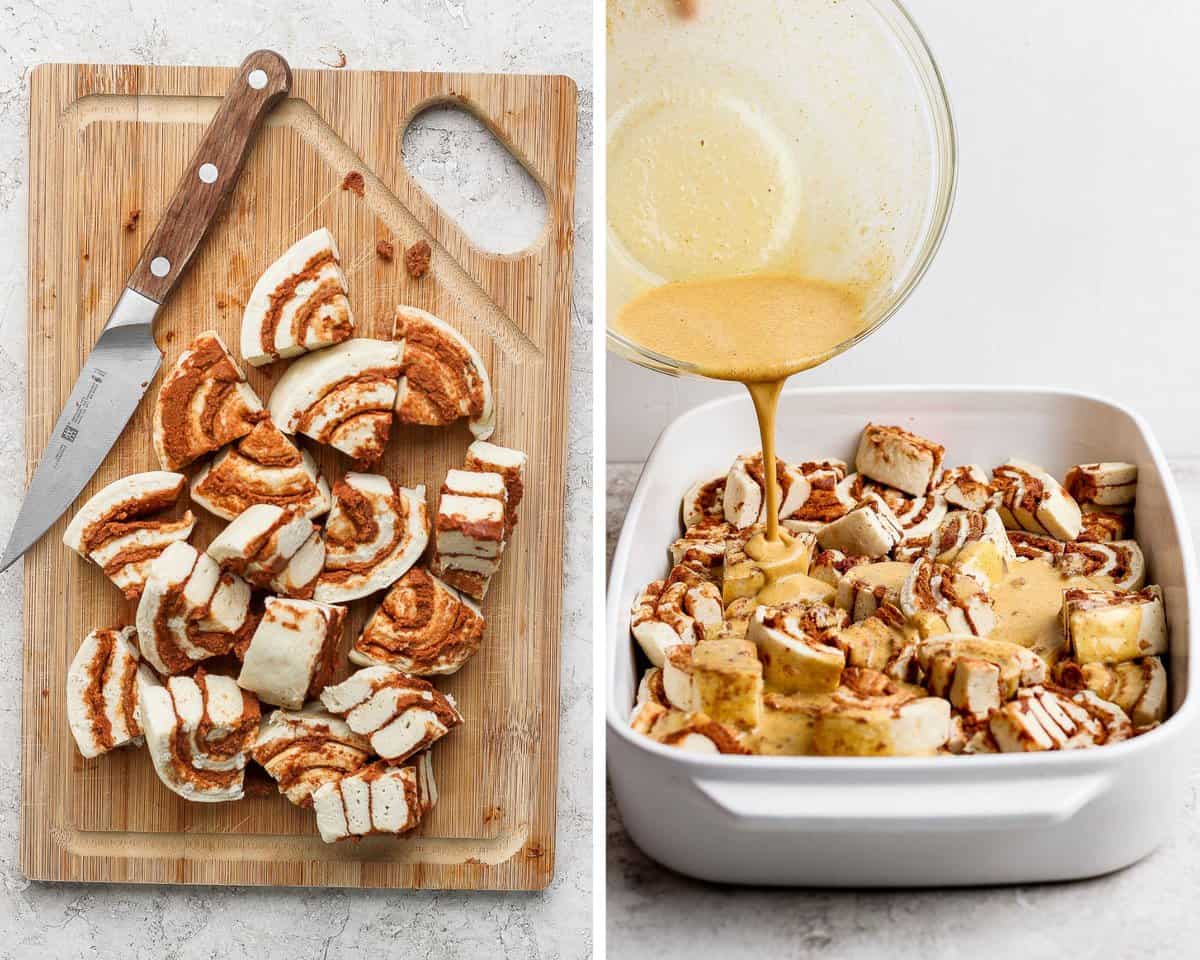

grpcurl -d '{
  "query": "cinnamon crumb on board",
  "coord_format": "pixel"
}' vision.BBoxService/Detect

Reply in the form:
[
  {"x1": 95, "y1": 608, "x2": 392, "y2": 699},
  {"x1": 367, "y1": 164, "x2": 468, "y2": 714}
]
[
  {"x1": 341, "y1": 171, "x2": 365, "y2": 196},
  {"x1": 376, "y1": 240, "x2": 394, "y2": 262},
  {"x1": 405, "y1": 240, "x2": 431, "y2": 278},
  {"x1": 124, "y1": 209, "x2": 141, "y2": 231},
  {"x1": 319, "y1": 48, "x2": 348, "y2": 69}
]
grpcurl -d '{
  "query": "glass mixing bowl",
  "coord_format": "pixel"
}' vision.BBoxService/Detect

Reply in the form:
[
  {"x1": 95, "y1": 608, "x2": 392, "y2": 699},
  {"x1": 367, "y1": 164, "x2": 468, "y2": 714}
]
[{"x1": 605, "y1": 0, "x2": 957, "y2": 377}]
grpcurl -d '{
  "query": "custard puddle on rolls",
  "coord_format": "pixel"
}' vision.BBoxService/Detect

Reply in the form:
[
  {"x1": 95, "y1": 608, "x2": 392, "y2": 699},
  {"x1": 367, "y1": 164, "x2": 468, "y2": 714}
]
[{"x1": 631, "y1": 425, "x2": 1166, "y2": 757}]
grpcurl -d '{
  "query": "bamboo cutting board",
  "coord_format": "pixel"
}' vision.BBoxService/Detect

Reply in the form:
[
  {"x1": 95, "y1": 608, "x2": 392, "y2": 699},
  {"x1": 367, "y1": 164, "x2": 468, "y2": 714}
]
[{"x1": 20, "y1": 62, "x2": 577, "y2": 888}]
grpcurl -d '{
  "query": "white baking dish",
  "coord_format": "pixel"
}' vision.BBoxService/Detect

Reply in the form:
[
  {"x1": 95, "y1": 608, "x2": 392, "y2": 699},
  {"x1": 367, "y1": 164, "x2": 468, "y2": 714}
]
[{"x1": 607, "y1": 386, "x2": 1199, "y2": 886}]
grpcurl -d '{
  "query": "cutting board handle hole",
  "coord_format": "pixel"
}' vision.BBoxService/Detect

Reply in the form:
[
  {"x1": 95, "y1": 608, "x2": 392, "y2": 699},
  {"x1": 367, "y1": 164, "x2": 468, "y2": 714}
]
[{"x1": 403, "y1": 106, "x2": 547, "y2": 255}]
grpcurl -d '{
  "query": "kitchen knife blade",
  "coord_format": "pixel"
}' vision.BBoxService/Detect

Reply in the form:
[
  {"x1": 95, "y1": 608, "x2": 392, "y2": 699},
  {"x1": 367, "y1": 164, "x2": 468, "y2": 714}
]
[
  {"x1": 0, "y1": 50, "x2": 291, "y2": 572},
  {"x1": 0, "y1": 290, "x2": 161, "y2": 571}
]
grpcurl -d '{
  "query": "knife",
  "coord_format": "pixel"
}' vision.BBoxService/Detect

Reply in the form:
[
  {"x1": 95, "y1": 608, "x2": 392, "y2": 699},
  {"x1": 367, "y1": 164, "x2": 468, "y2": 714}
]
[{"x1": 0, "y1": 50, "x2": 292, "y2": 572}]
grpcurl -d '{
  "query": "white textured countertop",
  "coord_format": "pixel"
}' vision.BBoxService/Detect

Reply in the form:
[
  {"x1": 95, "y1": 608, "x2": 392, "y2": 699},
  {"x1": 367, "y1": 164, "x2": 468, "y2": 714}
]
[
  {"x1": 606, "y1": 461, "x2": 1200, "y2": 959},
  {"x1": 0, "y1": 2, "x2": 592, "y2": 957}
]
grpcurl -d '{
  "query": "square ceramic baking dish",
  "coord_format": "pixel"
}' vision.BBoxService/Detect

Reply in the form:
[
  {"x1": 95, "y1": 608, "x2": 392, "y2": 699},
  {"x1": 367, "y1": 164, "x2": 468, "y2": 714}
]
[{"x1": 607, "y1": 386, "x2": 1199, "y2": 886}]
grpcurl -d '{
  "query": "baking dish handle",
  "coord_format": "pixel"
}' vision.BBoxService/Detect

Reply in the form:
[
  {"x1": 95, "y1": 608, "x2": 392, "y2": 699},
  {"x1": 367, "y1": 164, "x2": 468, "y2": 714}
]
[{"x1": 691, "y1": 773, "x2": 1112, "y2": 832}]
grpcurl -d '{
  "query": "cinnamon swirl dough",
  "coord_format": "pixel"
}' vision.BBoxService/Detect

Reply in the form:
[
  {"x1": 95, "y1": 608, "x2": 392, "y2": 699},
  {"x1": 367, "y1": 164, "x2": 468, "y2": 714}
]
[
  {"x1": 312, "y1": 752, "x2": 437, "y2": 843},
  {"x1": 320, "y1": 665, "x2": 463, "y2": 763},
  {"x1": 241, "y1": 228, "x2": 355, "y2": 366},
  {"x1": 66, "y1": 626, "x2": 142, "y2": 759},
  {"x1": 992, "y1": 458, "x2": 1083, "y2": 541},
  {"x1": 269, "y1": 528, "x2": 326, "y2": 600},
  {"x1": 190, "y1": 421, "x2": 331, "y2": 521},
  {"x1": 207, "y1": 504, "x2": 315, "y2": 588},
  {"x1": 313, "y1": 473, "x2": 429, "y2": 604},
  {"x1": 463, "y1": 440, "x2": 527, "y2": 536},
  {"x1": 252, "y1": 705, "x2": 373, "y2": 807},
  {"x1": 268, "y1": 338, "x2": 404, "y2": 465},
  {"x1": 392, "y1": 306, "x2": 495, "y2": 440},
  {"x1": 237, "y1": 597, "x2": 345, "y2": 710},
  {"x1": 136, "y1": 541, "x2": 253, "y2": 675},
  {"x1": 153, "y1": 331, "x2": 266, "y2": 470},
  {"x1": 430, "y1": 469, "x2": 507, "y2": 601},
  {"x1": 681, "y1": 475, "x2": 726, "y2": 529},
  {"x1": 351, "y1": 567, "x2": 486, "y2": 675},
  {"x1": 137, "y1": 667, "x2": 260, "y2": 802},
  {"x1": 63, "y1": 471, "x2": 195, "y2": 599}
]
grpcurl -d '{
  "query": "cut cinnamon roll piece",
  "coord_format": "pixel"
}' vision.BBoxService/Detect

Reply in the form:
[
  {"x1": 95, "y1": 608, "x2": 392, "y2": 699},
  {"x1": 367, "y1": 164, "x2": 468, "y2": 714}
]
[
  {"x1": 66, "y1": 626, "x2": 142, "y2": 759},
  {"x1": 748, "y1": 602, "x2": 848, "y2": 695},
  {"x1": 916, "y1": 635, "x2": 1048, "y2": 695},
  {"x1": 252, "y1": 705, "x2": 373, "y2": 807},
  {"x1": 837, "y1": 473, "x2": 911, "y2": 515},
  {"x1": 1064, "y1": 461, "x2": 1137, "y2": 509},
  {"x1": 1077, "y1": 508, "x2": 1132, "y2": 543},
  {"x1": 190, "y1": 421, "x2": 331, "y2": 521},
  {"x1": 268, "y1": 338, "x2": 404, "y2": 465},
  {"x1": 636, "y1": 667, "x2": 670, "y2": 709},
  {"x1": 681, "y1": 475, "x2": 726, "y2": 530},
  {"x1": 350, "y1": 567, "x2": 486, "y2": 676},
  {"x1": 918, "y1": 636, "x2": 1046, "y2": 721},
  {"x1": 392, "y1": 305, "x2": 495, "y2": 440},
  {"x1": 925, "y1": 508, "x2": 1014, "y2": 590},
  {"x1": 668, "y1": 518, "x2": 734, "y2": 579},
  {"x1": 661, "y1": 638, "x2": 764, "y2": 729},
  {"x1": 137, "y1": 667, "x2": 260, "y2": 802},
  {"x1": 833, "y1": 616, "x2": 899, "y2": 672},
  {"x1": 463, "y1": 440, "x2": 527, "y2": 535},
  {"x1": 136, "y1": 541, "x2": 252, "y2": 675},
  {"x1": 1063, "y1": 586, "x2": 1167, "y2": 665},
  {"x1": 631, "y1": 705, "x2": 749, "y2": 754},
  {"x1": 153, "y1": 331, "x2": 266, "y2": 470},
  {"x1": 630, "y1": 564, "x2": 724, "y2": 667},
  {"x1": 834, "y1": 561, "x2": 912, "y2": 622},
  {"x1": 1057, "y1": 539, "x2": 1145, "y2": 591},
  {"x1": 312, "y1": 753, "x2": 438, "y2": 843},
  {"x1": 63, "y1": 471, "x2": 194, "y2": 599},
  {"x1": 206, "y1": 504, "x2": 315, "y2": 588},
  {"x1": 269, "y1": 528, "x2": 326, "y2": 600},
  {"x1": 816, "y1": 493, "x2": 904, "y2": 558},
  {"x1": 989, "y1": 685, "x2": 1132, "y2": 752},
  {"x1": 812, "y1": 672, "x2": 950, "y2": 756},
  {"x1": 779, "y1": 460, "x2": 854, "y2": 533},
  {"x1": 237, "y1": 597, "x2": 345, "y2": 710},
  {"x1": 1006, "y1": 529, "x2": 1065, "y2": 563},
  {"x1": 320, "y1": 665, "x2": 463, "y2": 763},
  {"x1": 892, "y1": 492, "x2": 948, "y2": 543},
  {"x1": 1054, "y1": 657, "x2": 1167, "y2": 727},
  {"x1": 722, "y1": 452, "x2": 808, "y2": 529},
  {"x1": 936, "y1": 465, "x2": 1000, "y2": 512},
  {"x1": 810, "y1": 548, "x2": 870, "y2": 589},
  {"x1": 313, "y1": 473, "x2": 429, "y2": 604},
  {"x1": 992, "y1": 458, "x2": 1083, "y2": 541},
  {"x1": 927, "y1": 508, "x2": 1014, "y2": 565},
  {"x1": 241, "y1": 228, "x2": 355, "y2": 367},
  {"x1": 854, "y1": 424, "x2": 945, "y2": 497},
  {"x1": 899, "y1": 556, "x2": 996, "y2": 637},
  {"x1": 429, "y1": 469, "x2": 508, "y2": 600}
]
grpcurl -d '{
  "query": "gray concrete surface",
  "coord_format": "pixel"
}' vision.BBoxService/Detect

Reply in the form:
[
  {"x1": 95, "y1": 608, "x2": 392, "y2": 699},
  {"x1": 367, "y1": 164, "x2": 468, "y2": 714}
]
[
  {"x1": 0, "y1": 2, "x2": 593, "y2": 957},
  {"x1": 606, "y1": 461, "x2": 1200, "y2": 960}
]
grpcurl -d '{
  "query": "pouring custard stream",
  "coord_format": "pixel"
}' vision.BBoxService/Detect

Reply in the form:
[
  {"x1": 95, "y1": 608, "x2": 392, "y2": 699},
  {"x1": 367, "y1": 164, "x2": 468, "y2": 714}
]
[{"x1": 613, "y1": 273, "x2": 867, "y2": 599}]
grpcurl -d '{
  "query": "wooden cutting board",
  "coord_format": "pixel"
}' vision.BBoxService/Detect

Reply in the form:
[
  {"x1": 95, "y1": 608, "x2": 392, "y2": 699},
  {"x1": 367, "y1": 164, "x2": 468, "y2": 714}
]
[{"x1": 19, "y1": 62, "x2": 577, "y2": 889}]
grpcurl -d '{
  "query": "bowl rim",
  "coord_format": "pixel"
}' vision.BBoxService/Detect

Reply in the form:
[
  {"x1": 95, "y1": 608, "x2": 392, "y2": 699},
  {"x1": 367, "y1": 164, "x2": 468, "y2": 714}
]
[
  {"x1": 604, "y1": 0, "x2": 960, "y2": 378},
  {"x1": 605, "y1": 384, "x2": 1200, "y2": 773}
]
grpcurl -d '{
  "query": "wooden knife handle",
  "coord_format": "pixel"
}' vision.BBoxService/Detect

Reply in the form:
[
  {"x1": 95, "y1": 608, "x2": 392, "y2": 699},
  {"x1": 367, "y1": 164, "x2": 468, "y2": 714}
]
[{"x1": 128, "y1": 50, "x2": 292, "y2": 304}]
